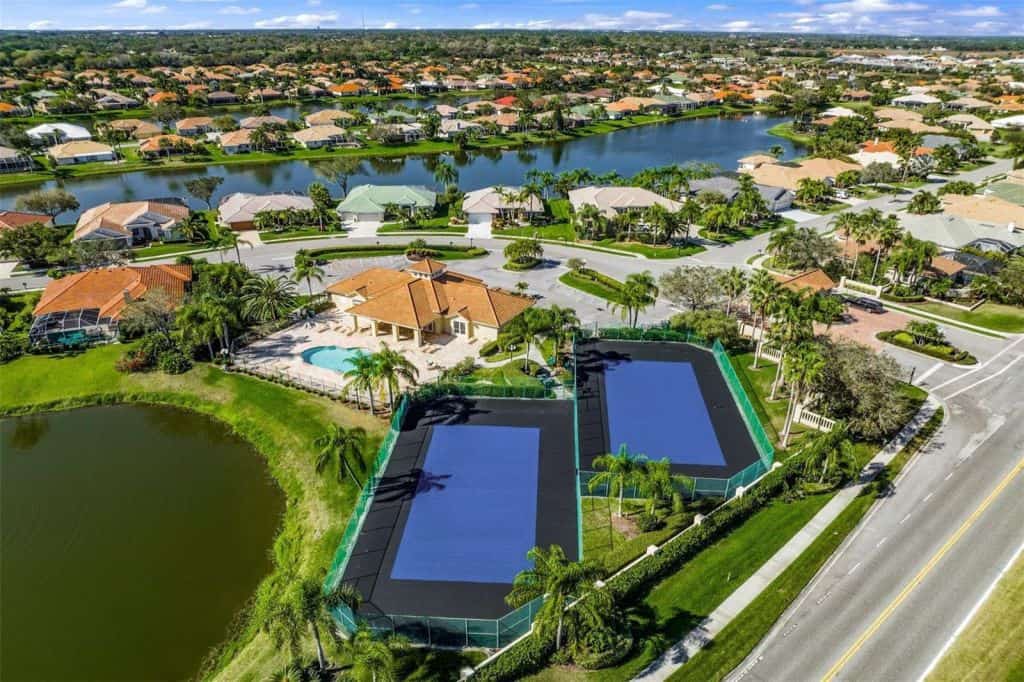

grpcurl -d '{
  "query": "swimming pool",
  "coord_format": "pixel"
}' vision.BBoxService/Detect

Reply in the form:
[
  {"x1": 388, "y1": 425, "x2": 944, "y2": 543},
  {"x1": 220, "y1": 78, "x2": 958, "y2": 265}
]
[{"x1": 301, "y1": 346, "x2": 367, "y2": 373}]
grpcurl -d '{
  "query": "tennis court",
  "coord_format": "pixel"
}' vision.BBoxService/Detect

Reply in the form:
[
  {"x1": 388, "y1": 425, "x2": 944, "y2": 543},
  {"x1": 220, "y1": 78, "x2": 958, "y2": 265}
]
[
  {"x1": 340, "y1": 396, "x2": 577, "y2": 622},
  {"x1": 576, "y1": 340, "x2": 761, "y2": 479}
]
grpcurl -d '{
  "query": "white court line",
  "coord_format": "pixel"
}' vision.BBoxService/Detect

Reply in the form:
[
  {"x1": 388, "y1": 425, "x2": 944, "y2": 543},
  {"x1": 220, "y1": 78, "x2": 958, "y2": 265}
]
[
  {"x1": 941, "y1": 355, "x2": 1024, "y2": 400},
  {"x1": 916, "y1": 537, "x2": 1024, "y2": 681},
  {"x1": 931, "y1": 336, "x2": 1024, "y2": 391}
]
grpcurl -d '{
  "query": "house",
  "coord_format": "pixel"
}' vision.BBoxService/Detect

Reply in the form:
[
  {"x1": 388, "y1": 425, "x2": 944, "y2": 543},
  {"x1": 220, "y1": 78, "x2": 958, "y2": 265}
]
[
  {"x1": 604, "y1": 99, "x2": 641, "y2": 118},
  {"x1": 892, "y1": 94, "x2": 941, "y2": 108},
  {"x1": 104, "y1": 118, "x2": 162, "y2": 140},
  {"x1": 0, "y1": 146, "x2": 34, "y2": 173},
  {"x1": 304, "y1": 109, "x2": 355, "y2": 127},
  {"x1": 175, "y1": 116, "x2": 215, "y2": 136},
  {"x1": 473, "y1": 113, "x2": 520, "y2": 133},
  {"x1": 94, "y1": 92, "x2": 139, "y2": 110},
  {"x1": 943, "y1": 114, "x2": 994, "y2": 142},
  {"x1": 900, "y1": 212, "x2": 1024, "y2": 251},
  {"x1": 138, "y1": 134, "x2": 199, "y2": 158},
  {"x1": 373, "y1": 123, "x2": 424, "y2": 143},
  {"x1": 48, "y1": 140, "x2": 117, "y2": 165},
  {"x1": 940, "y1": 194, "x2": 1024, "y2": 229},
  {"x1": 742, "y1": 157, "x2": 862, "y2": 192},
  {"x1": 217, "y1": 192, "x2": 315, "y2": 231},
  {"x1": 336, "y1": 185, "x2": 436, "y2": 223},
  {"x1": 26, "y1": 123, "x2": 91, "y2": 144},
  {"x1": 73, "y1": 199, "x2": 190, "y2": 245},
  {"x1": 462, "y1": 186, "x2": 544, "y2": 226},
  {"x1": 326, "y1": 259, "x2": 532, "y2": 346},
  {"x1": 29, "y1": 264, "x2": 192, "y2": 347},
  {"x1": 775, "y1": 269, "x2": 836, "y2": 294},
  {"x1": 291, "y1": 125, "x2": 348, "y2": 149},
  {"x1": 738, "y1": 154, "x2": 780, "y2": 172},
  {"x1": 0, "y1": 210, "x2": 52, "y2": 232},
  {"x1": 688, "y1": 176, "x2": 793, "y2": 212},
  {"x1": 147, "y1": 91, "x2": 179, "y2": 106},
  {"x1": 206, "y1": 90, "x2": 238, "y2": 105},
  {"x1": 946, "y1": 96, "x2": 992, "y2": 112},
  {"x1": 218, "y1": 129, "x2": 256, "y2": 154},
  {"x1": 239, "y1": 115, "x2": 288, "y2": 130},
  {"x1": 433, "y1": 104, "x2": 460, "y2": 119},
  {"x1": 850, "y1": 139, "x2": 931, "y2": 167},
  {"x1": 568, "y1": 186, "x2": 682, "y2": 219},
  {"x1": 438, "y1": 118, "x2": 483, "y2": 139},
  {"x1": 992, "y1": 114, "x2": 1024, "y2": 131}
]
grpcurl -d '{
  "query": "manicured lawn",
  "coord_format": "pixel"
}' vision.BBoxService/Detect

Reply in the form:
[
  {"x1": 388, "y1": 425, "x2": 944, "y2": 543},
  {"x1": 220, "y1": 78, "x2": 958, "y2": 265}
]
[
  {"x1": 260, "y1": 228, "x2": 345, "y2": 242},
  {"x1": 378, "y1": 223, "x2": 468, "y2": 234},
  {"x1": 766, "y1": 122, "x2": 814, "y2": 147},
  {"x1": 698, "y1": 217, "x2": 794, "y2": 244},
  {"x1": 928, "y1": 554, "x2": 1024, "y2": 682},
  {"x1": 728, "y1": 353, "x2": 791, "y2": 445},
  {"x1": 500, "y1": 222, "x2": 578, "y2": 241},
  {"x1": 0, "y1": 345, "x2": 394, "y2": 680},
  {"x1": 902, "y1": 300, "x2": 1024, "y2": 334},
  {"x1": 670, "y1": 491, "x2": 873, "y2": 682},
  {"x1": 131, "y1": 242, "x2": 217, "y2": 259},
  {"x1": 313, "y1": 244, "x2": 487, "y2": 261},
  {"x1": 558, "y1": 270, "x2": 626, "y2": 304},
  {"x1": 593, "y1": 239, "x2": 705, "y2": 259},
  {"x1": 527, "y1": 493, "x2": 835, "y2": 682},
  {"x1": 467, "y1": 360, "x2": 546, "y2": 389}
]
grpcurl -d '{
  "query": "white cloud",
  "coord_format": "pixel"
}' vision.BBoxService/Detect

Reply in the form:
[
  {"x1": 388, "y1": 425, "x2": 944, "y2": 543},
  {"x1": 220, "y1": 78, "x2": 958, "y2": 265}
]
[
  {"x1": 174, "y1": 20, "x2": 212, "y2": 27},
  {"x1": 254, "y1": 11, "x2": 337, "y2": 27},
  {"x1": 472, "y1": 21, "x2": 501, "y2": 28},
  {"x1": 27, "y1": 19, "x2": 55, "y2": 28},
  {"x1": 948, "y1": 5, "x2": 1002, "y2": 16},
  {"x1": 969, "y1": 20, "x2": 1004, "y2": 31},
  {"x1": 219, "y1": 5, "x2": 260, "y2": 14},
  {"x1": 112, "y1": 0, "x2": 146, "y2": 7},
  {"x1": 706, "y1": 3, "x2": 730, "y2": 9},
  {"x1": 108, "y1": 0, "x2": 164, "y2": 11},
  {"x1": 573, "y1": 10, "x2": 676, "y2": 29},
  {"x1": 142, "y1": 4, "x2": 167, "y2": 13},
  {"x1": 722, "y1": 19, "x2": 756, "y2": 30},
  {"x1": 820, "y1": 0, "x2": 926, "y2": 12}
]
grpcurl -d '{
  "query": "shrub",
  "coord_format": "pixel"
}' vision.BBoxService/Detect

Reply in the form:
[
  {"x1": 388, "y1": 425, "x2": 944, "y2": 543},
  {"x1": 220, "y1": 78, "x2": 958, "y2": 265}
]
[
  {"x1": 636, "y1": 513, "x2": 664, "y2": 532},
  {"x1": 405, "y1": 247, "x2": 442, "y2": 258},
  {"x1": 0, "y1": 331, "x2": 28, "y2": 363},
  {"x1": 504, "y1": 257, "x2": 540, "y2": 271},
  {"x1": 115, "y1": 350, "x2": 151, "y2": 373},
  {"x1": 157, "y1": 348, "x2": 193, "y2": 374}
]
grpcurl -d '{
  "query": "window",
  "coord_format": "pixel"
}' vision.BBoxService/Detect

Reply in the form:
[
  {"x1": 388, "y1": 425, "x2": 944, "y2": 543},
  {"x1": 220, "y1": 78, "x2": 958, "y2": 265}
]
[{"x1": 451, "y1": 319, "x2": 467, "y2": 335}]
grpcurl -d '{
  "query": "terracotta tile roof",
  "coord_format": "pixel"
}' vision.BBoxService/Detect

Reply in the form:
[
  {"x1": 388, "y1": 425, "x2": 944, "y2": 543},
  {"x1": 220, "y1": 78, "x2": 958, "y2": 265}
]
[
  {"x1": 775, "y1": 268, "x2": 836, "y2": 294},
  {"x1": 74, "y1": 200, "x2": 189, "y2": 240},
  {"x1": 928, "y1": 255, "x2": 967, "y2": 276},
  {"x1": 941, "y1": 194, "x2": 1024, "y2": 226},
  {"x1": 328, "y1": 262, "x2": 531, "y2": 330},
  {"x1": 34, "y1": 264, "x2": 192, "y2": 320},
  {"x1": 0, "y1": 210, "x2": 51, "y2": 230}
]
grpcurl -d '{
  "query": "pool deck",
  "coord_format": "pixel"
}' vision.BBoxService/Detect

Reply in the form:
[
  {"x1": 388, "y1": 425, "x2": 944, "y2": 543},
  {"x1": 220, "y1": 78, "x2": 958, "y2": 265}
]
[{"x1": 235, "y1": 309, "x2": 483, "y2": 394}]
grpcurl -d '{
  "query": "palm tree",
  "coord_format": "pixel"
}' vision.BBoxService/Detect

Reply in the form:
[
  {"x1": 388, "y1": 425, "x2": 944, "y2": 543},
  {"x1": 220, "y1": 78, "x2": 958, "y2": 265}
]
[
  {"x1": 800, "y1": 422, "x2": 857, "y2": 485},
  {"x1": 768, "y1": 290, "x2": 813, "y2": 400},
  {"x1": 747, "y1": 269, "x2": 779, "y2": 368},
  {"x1": 871, "y1": 216, "x2": 902, "y2": 284},
  {"x1": 675, "y1": 198, "x2": 702, "y2": 243},
  {"x1": 342, "y1": 624, "x2": 403, "y2": 682},
  {"x1": 638, "y1": 458, "x2": 692, "y2": 514},
  {"x1": 504, "y1": 307, "x2": 553, "y2": 370},
  {"x1": 547, "y1": 305, "x2": 580, "y2": 367},
  {"x1": 702, "y1": 203, "x2": 732, "y2": 239},
  {"x1": 589, "y1": 444, "x2": 648, "y2": 517},
  {"x1": 611, "y1": 271, "x2": 658, "y2": 328},
  {"x1": 432, "y1": 158, "x2": 458, "y2": 191},
  {"x1": 292, "y1": 251, "x2": 325, "y2": 297},
  {"x1": 830, "y1": 212, "x2": 861, "y2": 274},
  {"x1": 242, "y1": 274, "x2": 298, "y2": 322},
  {"x1": 505, "y1": 545, "x2": 610, "y2": 652},
  {"x1": 201, "y1": 295, "x2": 239, "y2": 357},
  {"x1": 780, "y1": 342, "x2": 826, "y2": 447},
  {"x1": 210, "y1": 228, "x2": 253, "y2": 264},
  {"x1": 374, "y1": 344, "x2": 418, "y2": 410},
  {"x1": 720, "y1": 267, "x2": 748, "y2": 316},
  {"x1": 298, "y1": 579, "x2": 363, "y2": 672},
  {"x1": 574, "y1": 203, "x2": 606, "y2": 240},
  {"x1": 176, "y1": 300, "x2": 220, "y2": 359},
  {"x1": 345, "y1": 353, "x2": 381, "y2": 412},
  {"x1": 314, "y1": 424, "x2": 368, "y2": 486}
]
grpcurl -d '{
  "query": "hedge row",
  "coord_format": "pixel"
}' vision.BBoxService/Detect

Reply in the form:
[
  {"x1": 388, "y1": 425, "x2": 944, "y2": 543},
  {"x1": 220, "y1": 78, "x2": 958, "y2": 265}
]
[
  {"x1": 877, "y1": 331, "x2": 977, "y2": 365},
  {"x1": 576, "y1": 267, "x2": 625, "y2": 291},
  {"x1": 305, "y1": 243, "x2": 484, "y2": 258},
  {"x1": 474, "y1": 461, "x2": 802, "y2": 681}
]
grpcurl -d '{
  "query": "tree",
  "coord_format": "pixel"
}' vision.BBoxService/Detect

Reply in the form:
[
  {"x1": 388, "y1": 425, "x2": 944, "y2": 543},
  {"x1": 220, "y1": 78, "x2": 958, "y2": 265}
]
[
  {"x1": 871, "y1": 215, "x2": 902, "y2": 283},
  {"x1": 345, "y1": 353, "x2": 381, "y2": 413},
  {"x1": 702, "y1": 203, "x2": 733, "y2": 239},
  {"x1": 589, "y1": 444, "x2": 647, "y2": 517},
  {"x1": 719, "y1": 267, "x2": 747, "y2": 315},
  {"x1": 638, "y1": 457, "x2": 692, "y2": 514},
  {"x1": 908, "y1": 191, "x2": 941, "y2": 215},
  {"x1": 241, "y1": 274, "x2": 297, "y2": 322},
  {"x1": 937, "y1": 180, "x2": 976, "y2": 197},
  {"x1": 503, "y1": 307, "x2": 553, "y2": 371},
  {"x1": 178, "y1": 212, "x2": 210, "y2": 243},
  {"x1": 298, "y1": 579, "x2": 361, "y2": 672},
  {"x1": 210, "y1": 228, "x2": 253, "y2": 264},
  {"x1": 292, "y1": 251, "x2": 325, "y2": 297},
  {"x1": 933, "y1": 145, "x2": 960, "y2": 174},
  {"x1": 184, "y1": 176, "x2": 224, "y2": 210},
  {"x1": 830, "y1": 211, "x2": 862, "y2": 275},
  {"x1": 307, "y1": 182, "x2": 334, "y2": 231},
  {"x1": 747, "y1": 269, "x2": 780, "y2": 367},
  {"x1": 15, "y1": 188, "x2": 79, "y2": 222},
  {"x1": 768, "y1": 289, "x2": 814, "y2": 400},
  {"x1": 374, "y1": 343, "x2": 418, "y2": 410},
  {"x1": 546, "y1": 305, "x2": 579, "y2": 366},
  {"x1": 505, "y1": 545, "x2": 610, "y2": 652},
  {"x1": 675, "y1": 199, "x2": 702, "y2": 243},
  {"x1": 612, "y1": 271, "x2": 659, "y2": 328},
  {"x1": 799, "y1": 422, "x2": 857, "y2": 485},
  {"x1": 573, "y1": 203, "x2": 606, "y2": 240},
  {"x1": 0, "y1": 222, "x2": 65, "y2": 268},
  {"x1": 795, "y1": 177, "x2": 832, "y2": 208},
  {"x1": 780, "y1": 342, "x2": 826, "y2": 447},
  {"x1": 432, "y1": 158, "x2": 458, "y2": 191},
  {"x1": 119, "y1": 288, "x2": 178, "y2": 341},
  {"x1": 659, "y1": 265, "x2": 722, "y2": 311},
  {"x1": 342, "y1": 624, "x2": 403, "y2": 682},
  {"x1": 314, "y1": 424, "x2": 368, "y2": 486},
  {"x1": 503, "y1": 238, "x2": 543, "y2": 266}
]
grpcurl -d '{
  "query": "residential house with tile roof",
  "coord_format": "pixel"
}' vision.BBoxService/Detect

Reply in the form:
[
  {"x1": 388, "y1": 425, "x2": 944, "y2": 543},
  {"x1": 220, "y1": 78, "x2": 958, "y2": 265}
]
[{"x1": 73, "y1": 199, "x2": 190, "y2": 245}]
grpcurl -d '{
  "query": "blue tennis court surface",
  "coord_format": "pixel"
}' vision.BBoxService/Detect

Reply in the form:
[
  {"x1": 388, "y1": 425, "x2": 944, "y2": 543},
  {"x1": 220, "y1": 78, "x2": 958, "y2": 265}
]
[
  {"x1": 604, "y1": 359, "x2": 726, "y2": 466},
  {"x1": 390, "y1": 425, "x2": 540, "y2": 584}
]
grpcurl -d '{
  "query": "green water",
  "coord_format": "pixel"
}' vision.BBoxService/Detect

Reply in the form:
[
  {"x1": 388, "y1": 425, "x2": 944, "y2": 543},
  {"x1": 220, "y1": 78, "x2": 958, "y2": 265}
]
[{"x1": 1, "y1": 405, "x2": 285, "y2": 681}]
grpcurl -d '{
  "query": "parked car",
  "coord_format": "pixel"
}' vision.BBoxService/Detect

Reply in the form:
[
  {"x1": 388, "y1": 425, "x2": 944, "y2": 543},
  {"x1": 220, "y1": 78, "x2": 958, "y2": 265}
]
[{"x1": 846, "y1": 295, "x2": 884, "y2": 314}]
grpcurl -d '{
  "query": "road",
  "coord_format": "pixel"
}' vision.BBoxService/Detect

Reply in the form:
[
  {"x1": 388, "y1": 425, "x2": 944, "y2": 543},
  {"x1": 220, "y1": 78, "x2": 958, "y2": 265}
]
[{"x1": 728, "y1": 335, "x2": 1024, "y2": 682}]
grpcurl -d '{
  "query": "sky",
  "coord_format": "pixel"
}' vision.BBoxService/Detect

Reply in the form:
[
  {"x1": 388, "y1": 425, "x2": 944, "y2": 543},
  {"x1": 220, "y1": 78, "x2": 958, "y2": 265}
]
[{"x1": 2, "y1": 0, "x2": 1022, "y2": 36}]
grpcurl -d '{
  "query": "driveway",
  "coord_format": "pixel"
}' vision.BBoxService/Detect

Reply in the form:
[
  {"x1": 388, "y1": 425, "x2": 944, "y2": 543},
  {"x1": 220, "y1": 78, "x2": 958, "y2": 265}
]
[{"x1": 820, "y1": 305, "x2": 910, "y2": 350}]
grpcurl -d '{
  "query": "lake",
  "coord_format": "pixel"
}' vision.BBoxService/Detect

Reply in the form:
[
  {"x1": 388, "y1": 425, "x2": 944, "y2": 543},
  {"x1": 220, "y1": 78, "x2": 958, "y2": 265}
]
[
  {"x1": 0, "y1": 404, "x2": 285, "y2": 681},
  {"x1": 0, "y1": 114, "x2": 796, "y2": 221}
]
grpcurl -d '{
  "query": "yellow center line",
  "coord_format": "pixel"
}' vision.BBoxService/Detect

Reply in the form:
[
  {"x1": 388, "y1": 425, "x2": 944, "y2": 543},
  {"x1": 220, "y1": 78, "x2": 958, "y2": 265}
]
[{"x1": 821, "y1": 456, "x2": 1024, "y2": 682}]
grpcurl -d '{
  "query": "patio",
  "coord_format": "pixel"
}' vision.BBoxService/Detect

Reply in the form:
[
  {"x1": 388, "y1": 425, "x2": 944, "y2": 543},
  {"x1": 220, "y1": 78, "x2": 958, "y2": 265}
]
[{"x1": 235, "y1": 308, "x2": 484, "y2": 397}]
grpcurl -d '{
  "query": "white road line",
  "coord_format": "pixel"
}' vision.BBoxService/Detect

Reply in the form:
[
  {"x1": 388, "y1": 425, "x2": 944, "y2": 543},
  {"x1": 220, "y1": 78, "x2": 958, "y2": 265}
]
[
  {"x1": 916, "y1": 537, "x2": 1024, "y2": 682},
  {"x1": 914, "y1": 362, "x2": 945, "y2": 386},
  {"x1": 923, "y1": 492, "x2": 934, "y2": 502},
  {"x1": 900, "y1": 514, "x2": 912, "y2": 525},
  {"x1": 945, "y1": 472, "x2": 954, "y2": 481},
  {"x1": 942, "y1": 355, "x2": 1024, "y2": 400},
  {"x1": 876, "y1": 537, "x2": 888, "y2": 548},
  {"x1": 847, "y1": 562, "x2": 862, "y2": 576},
  {"x1": 931, "y1": 336, "x2": 1024, "y2": 391}
]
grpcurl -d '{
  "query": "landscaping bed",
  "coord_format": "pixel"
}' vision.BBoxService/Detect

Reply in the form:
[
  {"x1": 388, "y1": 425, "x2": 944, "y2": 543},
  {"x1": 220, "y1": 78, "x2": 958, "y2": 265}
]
[
  {"x1": 306, "y1": 242, "x2": 487, "y2": 261},
  {"x1": 876, "y1": 330, "x2": 977, "y2": 365},
  {"x1": 558, "y1": 268, "x2": 626, "y2": 304}
]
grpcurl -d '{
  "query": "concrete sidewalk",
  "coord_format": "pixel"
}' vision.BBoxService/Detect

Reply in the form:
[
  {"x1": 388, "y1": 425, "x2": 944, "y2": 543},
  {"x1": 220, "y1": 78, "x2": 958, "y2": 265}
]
[{"x1": 633, "y1": 398, "x2": 941, "y2": 681}]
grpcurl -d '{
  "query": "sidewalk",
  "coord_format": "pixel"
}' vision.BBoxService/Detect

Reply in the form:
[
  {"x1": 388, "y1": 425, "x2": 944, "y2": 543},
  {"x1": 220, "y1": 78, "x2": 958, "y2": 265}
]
[{"x1": 633, "y1": 397, "x2": 940, "y2": 681}]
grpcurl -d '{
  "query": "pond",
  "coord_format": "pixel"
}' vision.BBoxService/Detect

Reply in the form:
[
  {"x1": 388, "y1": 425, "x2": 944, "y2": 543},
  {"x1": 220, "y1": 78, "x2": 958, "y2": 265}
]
[
  {"x1": 0, "y1": 114, "x2": 796, "y2": 221},
  {"x1": 0, "y1": 404, "x2": 285, "y2": 681}
]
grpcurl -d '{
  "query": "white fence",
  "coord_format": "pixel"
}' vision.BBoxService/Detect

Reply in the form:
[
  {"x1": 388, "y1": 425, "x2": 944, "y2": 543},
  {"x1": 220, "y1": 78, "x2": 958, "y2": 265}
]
[
  {"x1": 838, "y1": 276, "x2": 885, "y2": 298},
  {"x1": 793, "y1": 403, "x2": 837, "y2": 432}
]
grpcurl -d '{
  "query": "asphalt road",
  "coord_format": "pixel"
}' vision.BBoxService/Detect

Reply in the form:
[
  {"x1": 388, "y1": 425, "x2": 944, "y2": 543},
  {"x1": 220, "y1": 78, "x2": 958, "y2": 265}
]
[{"x1": 728, "y1": 335, "x2": 1024, "y2": 682}]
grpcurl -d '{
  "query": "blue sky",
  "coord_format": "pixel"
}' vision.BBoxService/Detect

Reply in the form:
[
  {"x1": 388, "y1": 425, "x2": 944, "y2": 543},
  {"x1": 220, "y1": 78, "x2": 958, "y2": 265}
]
[{"x1": 3, "y1": 0, "x2": 1022, "y2": 36}]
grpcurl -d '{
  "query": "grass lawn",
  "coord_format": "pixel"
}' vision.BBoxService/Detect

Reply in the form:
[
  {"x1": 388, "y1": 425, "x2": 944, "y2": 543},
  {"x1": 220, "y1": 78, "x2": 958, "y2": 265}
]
[
  {"x1": 558, "y1": 270, "x2": 626, "y2": 304},
  {"x1": 260, "y1": 228, "x2": 346, "y2": 242},
  {"x1": 500, "y1": 222, "x2": 578, "y2": 241},
  {"x1": 467, "y1": 360, "x2": 546, "y2": 388},
  {"x1": 313, "y1": 244, "x2": 487, "y2": 261},
  {"x1": 593, "y1": 239, "x2": 706, "y2": 259},
  {"x1": 901, "y1": 300, "x2": 1024, "y2": 334},
  {"x1": 728, "y1": 353, "x2": 793, "y2": 445},
  {"x1": 928, "y1": 553, "x2": 1024, "y2": 682},
  {"x1": 131, "y1": 241, "x2": 216, "y2": 259},
  {"x1": 766, "y1": 122, "x2": 814, "y2": 147},
  {"x1": 527, "y1": 493, "x2": 835, "y2": 682},
  {"x1": 378, "y1": 215, "x2": 468, "y2": 235},
  {"x1": 0, "y1": 345, "x2": 435, "y2": 680},
  {"x1": 698, "y1": 217, "x2": 795, "y2": 245}
]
